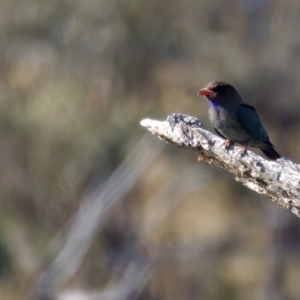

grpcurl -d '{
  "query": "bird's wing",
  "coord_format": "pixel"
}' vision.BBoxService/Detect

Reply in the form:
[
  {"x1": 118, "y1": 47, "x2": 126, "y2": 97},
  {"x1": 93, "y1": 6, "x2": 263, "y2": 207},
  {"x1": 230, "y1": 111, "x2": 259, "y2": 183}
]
[
  {"x1": 213, "y1": 126, "x2": 227, "y2": 139},
  {"x1": 236, "y1": 104, "x2": 269, "y2": 142}
]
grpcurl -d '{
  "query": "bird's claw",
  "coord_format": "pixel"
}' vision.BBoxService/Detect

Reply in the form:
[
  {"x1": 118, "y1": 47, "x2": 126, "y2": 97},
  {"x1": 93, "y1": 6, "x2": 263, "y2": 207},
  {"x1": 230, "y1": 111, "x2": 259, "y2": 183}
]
[
  {"x1": 221, "y1": 139, "x2": 232, "y2": 149},
  {"x1": 237, "y1": 145, "x2": 249, "y2": 156}
]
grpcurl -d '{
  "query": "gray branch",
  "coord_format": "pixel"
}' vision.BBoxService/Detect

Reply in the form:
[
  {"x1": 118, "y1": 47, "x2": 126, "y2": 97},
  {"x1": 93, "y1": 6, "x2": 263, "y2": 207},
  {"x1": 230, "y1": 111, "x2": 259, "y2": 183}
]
[
  {"x1": 31, "y1": 136, "x2": 164, "y2": 300},
  {"x1": 140, "y1": 114, "x2": 300, "y2": 218}
]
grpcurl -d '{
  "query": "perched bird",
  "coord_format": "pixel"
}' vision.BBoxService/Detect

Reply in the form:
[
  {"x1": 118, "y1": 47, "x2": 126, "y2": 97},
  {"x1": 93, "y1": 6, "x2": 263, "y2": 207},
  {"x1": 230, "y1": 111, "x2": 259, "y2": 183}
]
[{"x1": 198, "y1": 81, "x2": 281, "y2": 160}]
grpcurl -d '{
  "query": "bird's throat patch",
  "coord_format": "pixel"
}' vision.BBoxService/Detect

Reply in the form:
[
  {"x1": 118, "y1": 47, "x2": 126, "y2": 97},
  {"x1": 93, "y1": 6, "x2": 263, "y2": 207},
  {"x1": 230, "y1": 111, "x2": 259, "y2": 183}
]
[{"x1": 209, "y1": 102, "x2": 219, "y2": 110}]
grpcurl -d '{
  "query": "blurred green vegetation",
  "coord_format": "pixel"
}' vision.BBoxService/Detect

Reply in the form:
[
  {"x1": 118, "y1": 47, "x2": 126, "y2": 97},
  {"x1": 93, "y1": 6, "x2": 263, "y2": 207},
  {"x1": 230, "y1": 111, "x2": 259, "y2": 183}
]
[{"x1": 1, "y1": 0, "x2": 300, "y2": 299}]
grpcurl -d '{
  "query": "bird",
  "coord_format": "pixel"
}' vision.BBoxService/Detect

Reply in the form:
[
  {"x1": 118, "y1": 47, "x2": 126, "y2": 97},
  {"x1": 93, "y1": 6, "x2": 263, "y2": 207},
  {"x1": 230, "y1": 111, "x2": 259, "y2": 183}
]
[{"x1": 198, "y1": 81, "x2": 281, "y2": 160}]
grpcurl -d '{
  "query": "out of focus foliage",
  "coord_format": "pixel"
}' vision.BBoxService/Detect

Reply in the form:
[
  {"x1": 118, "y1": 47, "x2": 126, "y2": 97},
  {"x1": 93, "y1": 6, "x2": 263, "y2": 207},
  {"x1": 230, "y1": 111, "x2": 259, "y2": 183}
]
[{"x1": 1, "y1": 0, "x2": 300, "y2": 299}]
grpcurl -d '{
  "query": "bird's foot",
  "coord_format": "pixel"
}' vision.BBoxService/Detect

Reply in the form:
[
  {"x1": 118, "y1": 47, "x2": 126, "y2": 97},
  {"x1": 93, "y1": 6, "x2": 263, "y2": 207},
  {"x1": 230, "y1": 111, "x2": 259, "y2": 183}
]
[
  {"x1": 221, "y1": 139, "x2": 233, "y2": 149},
  {"x1": 237, "y1": 145, "x2": 249, "y2": 156}
]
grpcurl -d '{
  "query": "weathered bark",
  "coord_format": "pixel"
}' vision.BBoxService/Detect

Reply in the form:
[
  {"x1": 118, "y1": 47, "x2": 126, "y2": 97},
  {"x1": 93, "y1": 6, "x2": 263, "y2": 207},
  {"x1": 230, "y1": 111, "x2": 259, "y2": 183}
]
[{"x1": 140, "y1": 114, "x2": 300, "y2": 218}]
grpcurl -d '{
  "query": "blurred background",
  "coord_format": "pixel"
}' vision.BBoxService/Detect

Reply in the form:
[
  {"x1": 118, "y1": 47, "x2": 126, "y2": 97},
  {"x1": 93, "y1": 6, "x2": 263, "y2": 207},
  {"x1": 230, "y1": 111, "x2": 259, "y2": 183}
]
[{"x1": 1, "y1": 0, "x2": 300, "y2": 299}]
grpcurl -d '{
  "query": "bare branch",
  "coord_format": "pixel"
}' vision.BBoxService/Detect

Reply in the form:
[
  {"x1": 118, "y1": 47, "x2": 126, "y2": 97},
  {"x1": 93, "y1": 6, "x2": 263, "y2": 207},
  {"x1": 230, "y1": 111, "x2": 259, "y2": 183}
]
[
  {"x1": 32, "y1": 136, "x2": 164, "y2": 300},
  {"x1": 140, "y1": 114, "x2": 300, "y2": 218}
]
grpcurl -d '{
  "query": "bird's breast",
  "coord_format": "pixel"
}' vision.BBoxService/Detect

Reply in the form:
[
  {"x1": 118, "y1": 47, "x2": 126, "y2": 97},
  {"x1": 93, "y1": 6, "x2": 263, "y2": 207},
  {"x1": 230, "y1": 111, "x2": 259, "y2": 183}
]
[
  {"x1": 208, "y1": 102, "x2": 221, "y2": 122},
  {"x1": 208, "y1": 104, "x2": 250, "y2": 143}
]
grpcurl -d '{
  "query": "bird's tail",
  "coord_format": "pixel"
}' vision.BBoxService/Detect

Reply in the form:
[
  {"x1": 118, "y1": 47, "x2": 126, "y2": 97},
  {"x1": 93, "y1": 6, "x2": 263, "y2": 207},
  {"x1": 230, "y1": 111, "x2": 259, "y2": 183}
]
[{"x1": 261, "y1": 142, "x2": 281, "y2": 160}]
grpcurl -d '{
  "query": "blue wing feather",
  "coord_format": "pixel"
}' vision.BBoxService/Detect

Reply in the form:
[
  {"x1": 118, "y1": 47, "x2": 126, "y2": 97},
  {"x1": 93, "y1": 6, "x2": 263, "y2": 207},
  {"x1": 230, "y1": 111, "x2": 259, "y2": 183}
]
[{"x1": 236, "y1": 104, "x2": 269, "y2": 142}]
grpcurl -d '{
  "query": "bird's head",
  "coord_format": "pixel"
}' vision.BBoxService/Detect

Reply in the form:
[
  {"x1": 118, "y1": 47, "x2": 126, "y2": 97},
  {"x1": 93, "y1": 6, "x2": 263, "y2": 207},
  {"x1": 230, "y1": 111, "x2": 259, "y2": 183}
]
[{"x1": 198, "y1": 81, "x2": 237, "y2": 102}]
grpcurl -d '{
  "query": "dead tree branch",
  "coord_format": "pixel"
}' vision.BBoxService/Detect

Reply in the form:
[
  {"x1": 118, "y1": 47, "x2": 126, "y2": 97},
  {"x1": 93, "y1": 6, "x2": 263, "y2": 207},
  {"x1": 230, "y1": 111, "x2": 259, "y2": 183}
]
[
  {"x1": 140, "y1": 114, "x2": 300, "y2": 218},
  {"x1": 31, "y1": 136, "x2": 164, "y2": 300}
]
